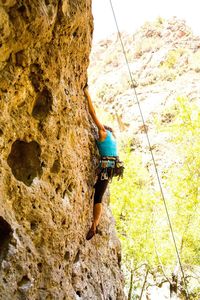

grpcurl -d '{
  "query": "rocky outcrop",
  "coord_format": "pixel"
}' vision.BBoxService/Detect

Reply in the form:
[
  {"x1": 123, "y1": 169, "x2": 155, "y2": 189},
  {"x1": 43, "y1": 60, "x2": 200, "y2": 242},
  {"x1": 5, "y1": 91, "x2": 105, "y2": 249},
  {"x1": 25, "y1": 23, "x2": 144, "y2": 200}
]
[{"x1": 0, "y1": 1, "x2": 125, "y2": 299}]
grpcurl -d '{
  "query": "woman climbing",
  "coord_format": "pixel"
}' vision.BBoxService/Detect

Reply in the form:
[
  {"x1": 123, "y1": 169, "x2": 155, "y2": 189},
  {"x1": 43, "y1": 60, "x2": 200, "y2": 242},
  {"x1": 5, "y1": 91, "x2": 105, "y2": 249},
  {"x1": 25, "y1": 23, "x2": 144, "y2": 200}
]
[{"x1": 84, "y1": 86, "x2": 124, "y2": 240}]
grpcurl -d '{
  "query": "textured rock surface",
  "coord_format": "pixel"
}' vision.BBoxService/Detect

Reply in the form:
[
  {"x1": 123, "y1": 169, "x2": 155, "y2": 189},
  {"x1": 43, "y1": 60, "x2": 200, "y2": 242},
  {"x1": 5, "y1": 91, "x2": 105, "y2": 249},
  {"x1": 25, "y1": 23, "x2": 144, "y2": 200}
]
[{"x1": 0, "y1": 1, "x2": 125, "y2": 299}]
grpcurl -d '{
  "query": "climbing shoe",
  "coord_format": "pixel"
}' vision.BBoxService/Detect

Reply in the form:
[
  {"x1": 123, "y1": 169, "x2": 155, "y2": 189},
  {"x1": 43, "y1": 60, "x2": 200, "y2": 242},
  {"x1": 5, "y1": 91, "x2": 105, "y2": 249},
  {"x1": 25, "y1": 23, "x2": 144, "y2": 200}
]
[{"x1": 86, "y1": 226, "x2": 98, "y2": 240}]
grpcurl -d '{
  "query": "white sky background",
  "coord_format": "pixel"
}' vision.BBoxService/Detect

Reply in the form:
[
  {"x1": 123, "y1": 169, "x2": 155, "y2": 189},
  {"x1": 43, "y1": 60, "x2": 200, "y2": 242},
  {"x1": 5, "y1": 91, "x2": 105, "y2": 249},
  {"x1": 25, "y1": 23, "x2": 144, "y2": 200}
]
[{"x1": 92, "y1": 0, "x2": 200, "y2": 42}]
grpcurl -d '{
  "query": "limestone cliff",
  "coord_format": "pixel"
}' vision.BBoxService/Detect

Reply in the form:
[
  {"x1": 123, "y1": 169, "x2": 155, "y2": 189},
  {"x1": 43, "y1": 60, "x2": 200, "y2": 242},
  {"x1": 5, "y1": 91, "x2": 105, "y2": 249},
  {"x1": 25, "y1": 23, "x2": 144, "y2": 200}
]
[{"x1": 0, "y1": 1, "x2": 125, "y2": 299}]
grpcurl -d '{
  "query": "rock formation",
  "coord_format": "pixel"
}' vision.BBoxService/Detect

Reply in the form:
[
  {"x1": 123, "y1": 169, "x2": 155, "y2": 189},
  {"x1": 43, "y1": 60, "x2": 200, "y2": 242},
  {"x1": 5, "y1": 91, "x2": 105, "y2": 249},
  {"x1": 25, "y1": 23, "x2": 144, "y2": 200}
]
[{"x1": 0, "y1": 1, "x2": 125, "y2": 299}]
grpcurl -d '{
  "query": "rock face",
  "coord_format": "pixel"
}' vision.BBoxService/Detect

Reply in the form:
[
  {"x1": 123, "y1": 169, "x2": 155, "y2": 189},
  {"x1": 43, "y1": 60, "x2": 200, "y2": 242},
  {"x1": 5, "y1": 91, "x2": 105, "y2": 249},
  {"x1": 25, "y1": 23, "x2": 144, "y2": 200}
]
[{"x1": 0, "y1": 1, "x2": 125, "y2": 299}]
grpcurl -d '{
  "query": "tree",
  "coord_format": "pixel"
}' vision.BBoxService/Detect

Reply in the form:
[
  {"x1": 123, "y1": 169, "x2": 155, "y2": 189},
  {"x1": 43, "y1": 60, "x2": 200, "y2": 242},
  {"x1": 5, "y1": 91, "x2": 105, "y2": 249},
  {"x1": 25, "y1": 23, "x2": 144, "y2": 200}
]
[{"x1": 110, "y1": 96, "x2": 200, "y2": 299}]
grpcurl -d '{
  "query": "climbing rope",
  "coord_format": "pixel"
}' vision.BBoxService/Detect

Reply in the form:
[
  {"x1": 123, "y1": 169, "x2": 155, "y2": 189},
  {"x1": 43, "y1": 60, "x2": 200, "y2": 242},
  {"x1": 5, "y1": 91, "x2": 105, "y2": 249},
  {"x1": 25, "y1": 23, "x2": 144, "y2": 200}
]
[{"x1": 109, "y1": 0, "x2": 189, "y2": 298}]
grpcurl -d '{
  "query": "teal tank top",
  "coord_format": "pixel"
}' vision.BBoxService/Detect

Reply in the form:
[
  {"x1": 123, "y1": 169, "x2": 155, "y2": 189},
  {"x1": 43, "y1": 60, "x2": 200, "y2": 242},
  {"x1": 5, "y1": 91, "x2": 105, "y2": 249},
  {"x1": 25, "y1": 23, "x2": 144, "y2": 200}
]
[{"x1": 96, "y1": 130, "x2": 118, "y2": 157}]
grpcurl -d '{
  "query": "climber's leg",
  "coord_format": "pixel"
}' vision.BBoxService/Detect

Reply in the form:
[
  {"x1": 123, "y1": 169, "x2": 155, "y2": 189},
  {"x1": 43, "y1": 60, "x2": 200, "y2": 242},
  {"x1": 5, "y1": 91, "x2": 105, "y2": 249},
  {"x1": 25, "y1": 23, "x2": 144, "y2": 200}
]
[
  {"x1": 86, "y1": 175, "x2": 109, "y2": 240},
  {"x1": 93, "y1": 202, "x2": 102, "y2": 228}
]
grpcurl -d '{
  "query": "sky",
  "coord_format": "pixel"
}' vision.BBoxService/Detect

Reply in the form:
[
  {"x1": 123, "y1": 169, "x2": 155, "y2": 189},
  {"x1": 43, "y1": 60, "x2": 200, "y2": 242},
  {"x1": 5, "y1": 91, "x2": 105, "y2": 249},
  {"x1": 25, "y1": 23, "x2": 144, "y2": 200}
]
[{"x1": 92, "y1": 0, "x2": 200, "y2": 42}]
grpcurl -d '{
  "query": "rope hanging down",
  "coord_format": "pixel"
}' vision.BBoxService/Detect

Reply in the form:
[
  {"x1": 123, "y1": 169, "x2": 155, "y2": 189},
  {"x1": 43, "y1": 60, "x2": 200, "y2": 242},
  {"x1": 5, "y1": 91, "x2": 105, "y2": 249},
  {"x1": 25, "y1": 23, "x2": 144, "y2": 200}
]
[{"x1": 109, "y1": 0, "x2": 189, "y2": 298}]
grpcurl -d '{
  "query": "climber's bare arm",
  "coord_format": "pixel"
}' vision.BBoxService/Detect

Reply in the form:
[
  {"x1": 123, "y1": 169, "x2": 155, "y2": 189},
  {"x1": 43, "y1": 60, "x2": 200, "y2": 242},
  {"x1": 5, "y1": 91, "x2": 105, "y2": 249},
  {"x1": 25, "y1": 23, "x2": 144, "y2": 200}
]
[
  {"x1": 84, "y1": 87, "x2": 107, "y2": 140},
  {"x1": 84, "y1": 87, "x2": 104, "y2": 130}
]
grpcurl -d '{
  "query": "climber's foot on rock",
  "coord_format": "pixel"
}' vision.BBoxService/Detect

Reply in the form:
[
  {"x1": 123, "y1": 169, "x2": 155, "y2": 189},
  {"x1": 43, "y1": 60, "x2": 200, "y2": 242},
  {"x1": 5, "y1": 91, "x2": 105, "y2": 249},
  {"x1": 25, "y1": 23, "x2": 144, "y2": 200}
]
[{"x1": 86, "y1": 225, "x2": 98, "y2": 240}]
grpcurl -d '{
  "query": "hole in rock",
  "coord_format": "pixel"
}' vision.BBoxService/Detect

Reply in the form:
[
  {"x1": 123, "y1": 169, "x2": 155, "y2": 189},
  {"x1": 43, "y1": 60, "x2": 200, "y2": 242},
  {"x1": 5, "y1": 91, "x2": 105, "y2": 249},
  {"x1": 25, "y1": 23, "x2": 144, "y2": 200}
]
[
  {"x1": 18, "y1": 5, "x2": 26, "y2": 14},
  {"x1": 61, "y1": 218, "x2": 66, "y2": 225},
  {"x1": 37, "y1": 262, "x2": 43, "y2": 272},
  {"x1": 74, "y1": 250, "x2": 80, "y2": 263},
  {"x1": 50, "y1": 159, "x2": 61, "y2": 173},
  {"x1": 16, "y1": 50, "x2": 25, "y2": 67},
  {"x1": 76, "y1": 291, "x2": 81, "y2": 297},
  {"x1": 62, "y1": 189, "x2": 67, "y2": 198},
  {"x1": 26, "y1": 247, "x2": 31, "y2": 253},
  {"x1": 55, "y1": 185, "x2": 61, "y2": 194},
  {"x1": 0, "y1": 129, "x2": 3, "y2": 136},
  {"x1": 37, "y1": 122, "x2": 44, "y2": 132},
  {"x1": 68, "y1": 183, "x2": 73, "y2": 193},
  {"x1": 64, "y1": 89, "x2": 69, "y2": 95},
  {"x1": 64, "y1": 251, "x2": 70, "y2": 261},
  {"x1": 30, "y1": 221, "x2": 38, "y2": 231},
  {"x1": 32, "y1": 88, "x2": 53, "y2": 120},
  {"x1": 7, "y1": 140, "x2": 42, "y2": 186},
  {"x1": 16, "y1": 4, "x2": 29, "y2": 23},
  {"x1": 0, "y1": 217, "x2": 13, "y2": 263},
  {"x1": 72, "y1": 28, "x2": 79, "y2": 38},
  {"x1": 29, "y1": 64, "x2": 43, "y2": 92},
  {"x1": 18, "y1": 275, "x2": 30, "y2": 287}
]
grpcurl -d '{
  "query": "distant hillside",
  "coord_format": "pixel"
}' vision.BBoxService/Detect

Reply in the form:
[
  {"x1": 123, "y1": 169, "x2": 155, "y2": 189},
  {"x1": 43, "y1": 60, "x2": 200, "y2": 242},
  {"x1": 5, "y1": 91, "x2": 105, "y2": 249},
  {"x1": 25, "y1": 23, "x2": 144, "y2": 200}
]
[
  {"x1": 88, "y1": 16, "x2": 200, "y2": 170},
  {"x1": 89, "y1": 17, "x2": 200, "y2": 119}
]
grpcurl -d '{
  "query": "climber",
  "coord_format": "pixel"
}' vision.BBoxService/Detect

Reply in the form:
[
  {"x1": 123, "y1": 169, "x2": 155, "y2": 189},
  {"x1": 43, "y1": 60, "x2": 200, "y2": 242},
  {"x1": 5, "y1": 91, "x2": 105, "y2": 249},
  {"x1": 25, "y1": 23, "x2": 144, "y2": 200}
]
[{"x1": 84, "y1": 85, "x2": 124, "y2": 240}]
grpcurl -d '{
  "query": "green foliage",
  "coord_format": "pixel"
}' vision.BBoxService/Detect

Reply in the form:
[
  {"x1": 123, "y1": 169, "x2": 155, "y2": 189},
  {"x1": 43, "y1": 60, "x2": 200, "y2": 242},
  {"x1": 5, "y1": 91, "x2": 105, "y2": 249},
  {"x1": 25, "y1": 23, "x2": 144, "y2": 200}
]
[
  {"x1": 110, "y1": 147, "x2": 157, "y2": 269},
  {"x1": 162, "y1": 97, "x2": 200, "y2": 266},
  {"x1": 161, "y1": 49, "x2": 184, "y2": 69},
  {"x1": 110, "y1": 96, "x2": 200, "y2": 298}
]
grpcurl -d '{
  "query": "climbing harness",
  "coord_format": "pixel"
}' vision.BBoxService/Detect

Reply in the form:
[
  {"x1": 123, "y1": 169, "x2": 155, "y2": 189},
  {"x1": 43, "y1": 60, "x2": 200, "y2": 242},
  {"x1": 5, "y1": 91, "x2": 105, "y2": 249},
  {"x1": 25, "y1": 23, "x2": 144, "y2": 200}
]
[
  {"x1": 98, "y1": 156, "x2": 124, "y2": 180},
  {"x1": 109, "y1": 0, "x2": 190, "y2": 298},
  {"x1": 114, "y1": 159, "x2": 125, "y2": 179}
]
